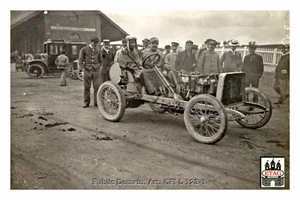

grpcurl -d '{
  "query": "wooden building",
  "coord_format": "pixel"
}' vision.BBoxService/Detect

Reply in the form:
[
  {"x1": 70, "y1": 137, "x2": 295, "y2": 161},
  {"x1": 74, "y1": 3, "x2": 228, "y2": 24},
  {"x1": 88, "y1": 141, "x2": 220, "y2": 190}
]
[{"x1": 10, "y1": 10, "x2": 128, "y2": 54}]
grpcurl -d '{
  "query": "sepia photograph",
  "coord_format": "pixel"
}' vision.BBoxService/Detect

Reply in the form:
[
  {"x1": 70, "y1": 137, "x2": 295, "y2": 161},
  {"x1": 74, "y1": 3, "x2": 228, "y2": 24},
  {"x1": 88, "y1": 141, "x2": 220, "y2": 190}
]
[{"x1": 4, "y1": 0, "x2": 299, "y2": 198}]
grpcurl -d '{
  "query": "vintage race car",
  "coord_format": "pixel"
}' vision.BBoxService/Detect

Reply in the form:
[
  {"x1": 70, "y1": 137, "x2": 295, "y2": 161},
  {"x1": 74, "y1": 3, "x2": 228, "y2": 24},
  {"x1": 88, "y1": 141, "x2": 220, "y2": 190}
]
[{"x1": 97, "y1": 53, "x2": 272, "y2": 144}]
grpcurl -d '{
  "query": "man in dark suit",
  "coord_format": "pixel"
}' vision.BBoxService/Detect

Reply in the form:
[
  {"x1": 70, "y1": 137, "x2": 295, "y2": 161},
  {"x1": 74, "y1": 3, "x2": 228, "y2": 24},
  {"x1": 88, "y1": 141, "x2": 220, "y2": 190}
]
[
  {"x1": 78, "y1": 36, "x2": 102, "y2": 108},
  {"x1": 100, "y1": 39, "x2": 115, "y2": 85},
  {"x1": 174, "y1": 40, "x2": 197, "y2": 73},
  {"x1": 242, "y1": 42, "x2": 264, "y2": 88}
]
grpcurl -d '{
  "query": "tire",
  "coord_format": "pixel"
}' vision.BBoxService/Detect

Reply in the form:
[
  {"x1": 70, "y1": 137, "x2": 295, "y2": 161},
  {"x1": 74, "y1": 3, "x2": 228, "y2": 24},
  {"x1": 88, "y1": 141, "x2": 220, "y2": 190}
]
[
  {"x1": 27, "y1": 64, "x2": 45, "y2": 78},
  {"x1": 67, "y1": 64, "x2": 78, "y2": 80},
  {"x1": 184, "y1": 94, "x2": 228, "y2": 144},
  {"x1": 148, "y1": 102, "x2": 167, "y2": 113},
  {"x1": 236, "y1": 87, "x2": 272, "y2": 129},
  {"x1": 97, "y1": 81, "x2": 126, "y2": 122},
  {"x1": 77, "y1": 68, "x2": 84, "y2": 81}
]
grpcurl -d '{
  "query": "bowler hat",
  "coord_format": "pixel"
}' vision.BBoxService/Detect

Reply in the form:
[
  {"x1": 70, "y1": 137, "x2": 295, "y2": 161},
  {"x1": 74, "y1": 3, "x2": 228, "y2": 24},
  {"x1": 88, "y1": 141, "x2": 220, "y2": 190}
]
[
  {"x1": 61, "y1": 50, "x2": 66, "y2": 54},
  {"x1": 165, "y1": 45, "x2": 171, "y2": 49},
  {"x1": 248, "y1": 41, "x2": 257, "y2": 49}
]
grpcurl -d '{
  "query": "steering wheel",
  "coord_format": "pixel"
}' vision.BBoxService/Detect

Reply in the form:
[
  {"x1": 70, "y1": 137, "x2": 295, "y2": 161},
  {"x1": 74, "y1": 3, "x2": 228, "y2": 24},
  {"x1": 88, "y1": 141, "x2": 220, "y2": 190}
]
[{"x1": 142, "y1": 53, "x2": 161, "y2": 68}]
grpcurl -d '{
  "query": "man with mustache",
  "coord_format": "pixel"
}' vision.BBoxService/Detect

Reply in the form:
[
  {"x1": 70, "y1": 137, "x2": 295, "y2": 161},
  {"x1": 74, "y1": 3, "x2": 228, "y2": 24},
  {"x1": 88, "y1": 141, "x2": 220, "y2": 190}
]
[{"x1": 78, "y1": 36, "x2": 102, "y2": 108}]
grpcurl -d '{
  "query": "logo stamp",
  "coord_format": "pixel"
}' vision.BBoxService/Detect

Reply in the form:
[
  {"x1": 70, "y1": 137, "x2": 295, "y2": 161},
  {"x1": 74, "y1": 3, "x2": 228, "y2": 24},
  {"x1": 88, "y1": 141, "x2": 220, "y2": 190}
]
[{"x1": 260, "y1": 156, "x2": 285, "y2": 187}]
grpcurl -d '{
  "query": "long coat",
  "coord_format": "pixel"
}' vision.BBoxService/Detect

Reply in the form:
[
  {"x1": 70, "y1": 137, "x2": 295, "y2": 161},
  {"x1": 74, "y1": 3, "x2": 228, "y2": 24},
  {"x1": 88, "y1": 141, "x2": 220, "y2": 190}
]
[
  {"x1": 275, "y1": 53, "x2": 289, "y2": 79},
  {"x1": 220, "y1": 51, "x2": 243, "y2": 72},
  {"x1": 197, "y1": 50, "x2": 222, "y2": 75},
  {"x1": 242, "y1": 53, "x2": 264, "y2": 78},
  {"x1": 174, "y1": 50, "x2": 197, "y2": 73}
]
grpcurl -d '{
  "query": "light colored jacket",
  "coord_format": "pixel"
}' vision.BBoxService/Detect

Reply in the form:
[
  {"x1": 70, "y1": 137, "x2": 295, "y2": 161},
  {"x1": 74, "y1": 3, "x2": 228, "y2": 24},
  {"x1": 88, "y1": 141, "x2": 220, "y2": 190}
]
[{"x1": 197, "y1": 50, "x2": 222, "y2": 75}]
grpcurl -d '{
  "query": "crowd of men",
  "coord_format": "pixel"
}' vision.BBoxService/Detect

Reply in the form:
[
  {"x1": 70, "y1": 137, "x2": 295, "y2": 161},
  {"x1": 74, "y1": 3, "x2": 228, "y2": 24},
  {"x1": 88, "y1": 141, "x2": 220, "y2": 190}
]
[{"x1": 76, "y1": 35, "x2": 289, "y2": 108}]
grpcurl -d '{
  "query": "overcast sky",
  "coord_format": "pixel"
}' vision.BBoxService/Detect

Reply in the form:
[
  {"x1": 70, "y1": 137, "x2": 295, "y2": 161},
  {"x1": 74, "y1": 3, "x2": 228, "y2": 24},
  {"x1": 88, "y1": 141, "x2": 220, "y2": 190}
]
[{"x1": 102, "y1": 10, "x2": 290, "y2": 47}]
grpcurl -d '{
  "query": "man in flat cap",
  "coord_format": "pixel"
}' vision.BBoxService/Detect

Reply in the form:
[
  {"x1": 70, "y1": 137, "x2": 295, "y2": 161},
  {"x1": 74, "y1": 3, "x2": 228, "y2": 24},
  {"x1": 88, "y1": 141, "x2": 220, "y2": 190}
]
[
  {"x1": 163, "y1": 45, "x2": 171, "y2": 59},
  {"x1": 142, "y1": 37, "x2": 165, "y2": 68},
  {"x1": 117, "y1": 36, "x2": 158, "y2": 95},
  {"x1": 191, "y1": 45, "x2": 198, "y2": 56},
  {"x1": 114, "y1": 38, "x2": 127, "y2": 62},
  {"x1": 195, "y1": 39, "x2": 211, "y2": 62},
  {"x1": 141, "y1": 38, "x2": 150, "y2": 51},
  {"x1": 165, "y1": 42, "x2": 179, "y2": 74},
  {"x1": 175, "y1": 40, "x2": 197, "y2": 73},
  {"x1": 197, "y1": 39, "x2": 222, "y2": 75},
  {"x1": 100, "y1": 39, "x2": 115, "y2": 85},
  {"x1": 78, "y1": 36, "x2": 102, "y2": 108},
  {"x1": 220, "y1": 39, "x2": 243, "y2": 72}
]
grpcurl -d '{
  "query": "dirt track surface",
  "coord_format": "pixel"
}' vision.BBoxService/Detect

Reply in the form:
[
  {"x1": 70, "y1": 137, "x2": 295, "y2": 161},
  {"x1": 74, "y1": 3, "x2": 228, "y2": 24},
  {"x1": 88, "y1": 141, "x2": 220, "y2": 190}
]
[{"x1": 10, "y1": 71, "x2": 289, "y2": 189}]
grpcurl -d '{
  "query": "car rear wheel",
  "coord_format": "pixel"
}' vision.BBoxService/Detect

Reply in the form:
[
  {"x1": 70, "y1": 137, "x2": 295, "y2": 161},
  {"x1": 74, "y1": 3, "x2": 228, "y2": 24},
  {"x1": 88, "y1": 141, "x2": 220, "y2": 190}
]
[
  {"x1": 67, "y1": 64, "x2": 78, "y2": 80},
  {"x1": 236, "y1": 87, "x2": 272, "y2": 129},
  {"x1": 77, "y1": 68, "x2": 84, "y2": 81},
  {"x1": 27, "y1": 64, "x2": 45, "y2": 78}
]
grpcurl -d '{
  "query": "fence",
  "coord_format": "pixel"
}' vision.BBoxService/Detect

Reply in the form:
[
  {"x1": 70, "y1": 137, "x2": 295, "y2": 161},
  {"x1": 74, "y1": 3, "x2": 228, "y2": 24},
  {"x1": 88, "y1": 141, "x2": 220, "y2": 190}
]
[{"x1": 215, "y1": 47, "x2": 283, "y2": 66}]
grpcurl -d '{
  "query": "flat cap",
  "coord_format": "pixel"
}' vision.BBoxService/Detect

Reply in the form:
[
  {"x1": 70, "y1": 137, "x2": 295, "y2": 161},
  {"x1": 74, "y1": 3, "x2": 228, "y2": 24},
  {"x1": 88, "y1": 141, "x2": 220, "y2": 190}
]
[
  {"x1": 206, "y1": 39, "x2": 218, "y2": 45},
  {"x1": 171, "y1": 42, "x2": 179, "y2": 46},
  {"x1": 103, "y1": 39, "x2": 110, "y2": 43},
  {"x1": 142, "y1": 38, "x2": 150, "y2": 43},
  {"x1": 191, "y1": 45, "x2": 198, "y2": 50},
  {"x1": 150, "y1": 37, "x2": 159, "y2": 43},
  {"x1": 185, "y1": 40, "x2": 193, "y2": 45},
  {"x1": 165, "y1": 45, "x2": 171, "y2": 49}
]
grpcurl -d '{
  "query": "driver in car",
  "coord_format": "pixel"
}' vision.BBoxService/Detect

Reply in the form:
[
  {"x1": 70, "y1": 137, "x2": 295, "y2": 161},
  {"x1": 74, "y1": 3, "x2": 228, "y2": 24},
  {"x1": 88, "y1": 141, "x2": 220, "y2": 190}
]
[
  {"x1": 116, "y1": 36, "x2": 158, "y2": 95},
  {"x1": 142, "y1": 37, "x2": 178, "y2": 91}
]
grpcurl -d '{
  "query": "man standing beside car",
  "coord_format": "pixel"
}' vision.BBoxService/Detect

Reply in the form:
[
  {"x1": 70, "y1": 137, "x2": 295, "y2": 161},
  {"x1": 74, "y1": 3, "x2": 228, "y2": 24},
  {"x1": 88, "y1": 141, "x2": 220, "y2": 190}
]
[
  {"x1": 274, "y1": 45, "x2": 290, "y2": 104},
  {"x1": 55, "y1": 50, "x2": 69, "y2": 86},
  {"x1": 174, "y1": 40, "x2": 197, "y2": 74},
  {"x1": 242, "y1": 41, "x2": 264, "y2": 89},
  {"x1": 100, "y1": 39, "x2": 115, "y2": 85},
  {"x1": 78, "y1": 36, "x2": 102, "y2": 108},
  {"x1": 220, "y1": 39, "x2": 243, "y2": 72}
]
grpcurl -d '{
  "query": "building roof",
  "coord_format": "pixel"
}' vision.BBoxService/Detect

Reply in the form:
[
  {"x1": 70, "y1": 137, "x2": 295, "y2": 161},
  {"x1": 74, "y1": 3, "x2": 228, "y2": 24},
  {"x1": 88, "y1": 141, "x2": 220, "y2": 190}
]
[
  {"x1": 10, "y1": 10, "x2": 129, "y2": 41},
  {"x1": 11, "y1": 11, "x2": 40, "y2": 29}
]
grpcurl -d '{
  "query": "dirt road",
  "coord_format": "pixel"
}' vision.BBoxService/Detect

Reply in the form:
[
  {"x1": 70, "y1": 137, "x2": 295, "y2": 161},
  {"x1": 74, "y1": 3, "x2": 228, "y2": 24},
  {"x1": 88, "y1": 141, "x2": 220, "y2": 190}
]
[{"x1": 10, "y1": 71, "x2": 289, "y2": 189}]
